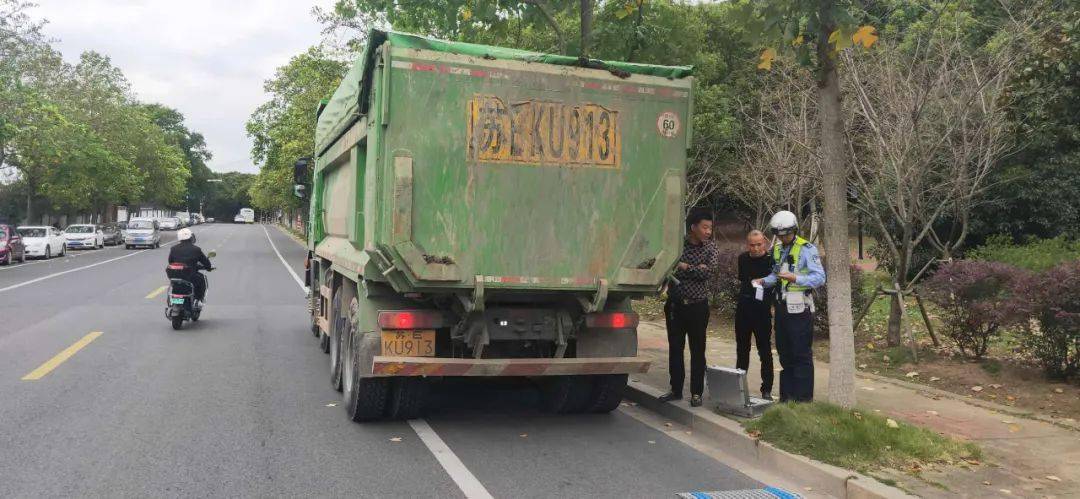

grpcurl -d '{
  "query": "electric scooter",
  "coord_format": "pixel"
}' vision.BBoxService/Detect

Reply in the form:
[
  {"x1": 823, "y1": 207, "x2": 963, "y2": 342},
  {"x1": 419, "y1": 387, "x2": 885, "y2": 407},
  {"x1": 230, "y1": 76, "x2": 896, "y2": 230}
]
[{"x1": 165, "y1": 251, "x2": 215, "y2": 330}]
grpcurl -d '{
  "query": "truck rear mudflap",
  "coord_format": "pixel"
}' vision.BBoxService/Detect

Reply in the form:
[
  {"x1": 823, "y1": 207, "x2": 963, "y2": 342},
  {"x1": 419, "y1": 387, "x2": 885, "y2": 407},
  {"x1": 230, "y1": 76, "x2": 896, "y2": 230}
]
[{"x1": 371, "y1": 356, "x2": 650, "y2": 377}]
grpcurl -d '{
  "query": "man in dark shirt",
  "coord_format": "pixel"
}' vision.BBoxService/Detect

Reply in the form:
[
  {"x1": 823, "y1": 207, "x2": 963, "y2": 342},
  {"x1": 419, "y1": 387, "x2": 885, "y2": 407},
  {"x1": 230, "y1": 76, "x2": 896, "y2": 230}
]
[
  {"x1": 735, "y1": 230, "x2": 775, "y2": 400},
  {"x1": 660, "y1": 210, "x2": 719, "y2": 407},
  {"x1": 168, "y1": 228, "x2": 212, "y2": 303}
]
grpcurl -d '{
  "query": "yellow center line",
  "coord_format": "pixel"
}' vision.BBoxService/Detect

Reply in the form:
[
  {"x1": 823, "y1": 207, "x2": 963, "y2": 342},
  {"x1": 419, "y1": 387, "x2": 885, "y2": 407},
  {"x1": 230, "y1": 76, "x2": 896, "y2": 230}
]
[
  {"x1": 22, "y1": 332, "x2": 103, "y2": 381},
  {"x1": 145, "y1": 285, "x2": 168, "y2": 299}
]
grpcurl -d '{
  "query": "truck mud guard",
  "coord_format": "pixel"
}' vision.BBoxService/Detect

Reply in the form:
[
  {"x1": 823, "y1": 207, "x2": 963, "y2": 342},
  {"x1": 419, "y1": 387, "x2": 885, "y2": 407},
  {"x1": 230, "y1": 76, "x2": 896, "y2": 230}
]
[{"x1": 371, "y1": 356, "x2": 650, "y2": 377}]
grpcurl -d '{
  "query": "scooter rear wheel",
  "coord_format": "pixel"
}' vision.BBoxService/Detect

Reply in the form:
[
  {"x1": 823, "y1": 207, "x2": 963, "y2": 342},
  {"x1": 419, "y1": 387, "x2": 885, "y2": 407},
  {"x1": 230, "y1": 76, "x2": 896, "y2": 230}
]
[{"x1": 171, "y1": 317, "x2": 184, "y2": 330}]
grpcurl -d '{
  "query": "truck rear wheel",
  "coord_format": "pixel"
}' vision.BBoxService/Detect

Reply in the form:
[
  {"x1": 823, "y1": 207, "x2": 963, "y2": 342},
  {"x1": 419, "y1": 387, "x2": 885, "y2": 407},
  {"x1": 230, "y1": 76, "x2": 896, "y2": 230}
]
[
  {"x1": 331, "y1": 292, "x2": 357, "y2": 393},
  {"x1": 540, "y1": 376, "x2": 592, "y2": 414},
  {"x1": 342, "y1": 330, "x2": 388, "y2": 422},
  {"x1": 386, "y1": 377, "x2": 427, "y2": 420},
  {"x1": 584, "y1": 374, "x2": 628, "y2": 413}
]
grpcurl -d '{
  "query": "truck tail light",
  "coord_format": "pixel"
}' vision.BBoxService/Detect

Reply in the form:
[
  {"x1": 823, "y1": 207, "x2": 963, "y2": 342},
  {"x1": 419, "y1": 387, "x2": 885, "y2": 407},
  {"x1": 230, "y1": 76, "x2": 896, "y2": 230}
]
[
  {"x1": 585, "y1": 312, "x2": 639, "y2": 329},
  {"x1": 378, "y1": 310, "x2": 445, "y2": 330}
]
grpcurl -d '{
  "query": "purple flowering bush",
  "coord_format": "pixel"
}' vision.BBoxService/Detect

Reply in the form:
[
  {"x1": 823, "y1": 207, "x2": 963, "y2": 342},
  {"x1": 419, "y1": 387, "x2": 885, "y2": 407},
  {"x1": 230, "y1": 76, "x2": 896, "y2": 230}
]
[
  {"x1": 1017, "y1": 260, "x2": 1080, "y2": 379},
  {"x1": 922, "y1": 260, "x2": 1033, "y2": 359}
]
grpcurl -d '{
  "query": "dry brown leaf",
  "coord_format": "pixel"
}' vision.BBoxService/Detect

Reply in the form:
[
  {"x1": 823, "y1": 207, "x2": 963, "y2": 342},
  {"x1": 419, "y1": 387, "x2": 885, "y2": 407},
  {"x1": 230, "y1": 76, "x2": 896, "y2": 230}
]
[
  {"x1": 983, "y1": 481, "x2": 992, "y2": 486},
  {"x1": 1045, "y1": 475, "x2": 1062, "y2": 482},
  {"x1": 1008, "y1": 424, "x2": 1021, "y2": 433},
  {"x1": 748, "y1": 429, "x2": 762, "y2": 438},
  {"x1": 971, "y1": 386, "x2": 984, "y2": 392},
  {"x1": 929, "y1": 376, "x2": 941, "y2": 382},
  {"x1": 989, "y1": 384, "x2": 1003, "y2": 389},
  {"x1": 906, "y1": 371, "x2": 920, "y2": 378}
]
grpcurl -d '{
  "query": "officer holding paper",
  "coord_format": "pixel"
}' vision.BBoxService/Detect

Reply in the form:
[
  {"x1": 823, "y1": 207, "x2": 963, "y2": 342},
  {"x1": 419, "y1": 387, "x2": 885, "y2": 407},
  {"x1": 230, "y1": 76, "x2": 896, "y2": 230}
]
[{"x1": 753, "y1": 210, "x2": 826, "y2": 402}]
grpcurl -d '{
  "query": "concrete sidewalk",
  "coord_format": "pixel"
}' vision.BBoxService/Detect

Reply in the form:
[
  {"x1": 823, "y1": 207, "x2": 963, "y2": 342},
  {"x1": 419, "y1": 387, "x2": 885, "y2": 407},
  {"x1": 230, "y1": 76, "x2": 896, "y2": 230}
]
[{"x1": 635, "y1": 321, "x2": 1080, "y2": 498}]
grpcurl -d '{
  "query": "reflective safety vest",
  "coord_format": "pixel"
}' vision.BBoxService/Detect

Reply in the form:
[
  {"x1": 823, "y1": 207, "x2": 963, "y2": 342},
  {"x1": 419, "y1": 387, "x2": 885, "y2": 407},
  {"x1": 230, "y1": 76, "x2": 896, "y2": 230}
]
[{"x1": 773, "y1": 236, "x2": 811, "y2": 293}]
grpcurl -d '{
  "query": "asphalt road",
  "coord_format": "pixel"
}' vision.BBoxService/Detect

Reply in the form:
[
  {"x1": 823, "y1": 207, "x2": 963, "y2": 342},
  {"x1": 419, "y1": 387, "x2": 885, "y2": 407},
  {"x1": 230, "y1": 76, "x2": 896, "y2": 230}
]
[{"x1": 0, "y1": 224, "x2": 792, "y2": 498}]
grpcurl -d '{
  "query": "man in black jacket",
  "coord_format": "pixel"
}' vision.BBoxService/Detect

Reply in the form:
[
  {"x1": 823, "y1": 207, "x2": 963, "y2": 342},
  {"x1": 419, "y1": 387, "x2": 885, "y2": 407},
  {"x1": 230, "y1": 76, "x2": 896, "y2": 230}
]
[
  {"x1": 735, "y1": 230, "x2": 775, "y2": 400},
  {"x1": 659, "y1": 210, "x2": 719, "y2": 407},
  {"x1": 168, "y1": 228, "x2": 212, "y2": 303}
]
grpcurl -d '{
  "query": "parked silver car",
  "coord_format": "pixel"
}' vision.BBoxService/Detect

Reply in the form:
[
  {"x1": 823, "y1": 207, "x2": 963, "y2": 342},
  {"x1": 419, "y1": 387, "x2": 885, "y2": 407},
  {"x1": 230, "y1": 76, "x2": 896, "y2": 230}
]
[{"x1": 124, "y1": 219, "x2": 161, "y2": 249}]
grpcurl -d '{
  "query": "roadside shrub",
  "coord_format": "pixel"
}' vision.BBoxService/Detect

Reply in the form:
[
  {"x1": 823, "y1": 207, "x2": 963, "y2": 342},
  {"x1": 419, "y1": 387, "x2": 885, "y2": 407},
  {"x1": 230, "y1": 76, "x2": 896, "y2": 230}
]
[
  {"x1": 1017, "y1": 260, "x2": 1080, "y2": 379},
  {"x1": 813, "y1": 265, "x2": 869, "y2": 337},
  {"x1": 708, "y1": 247, "x2": 742, "y2": 316},
  {"x1": 968, "y1": 235, "x2": 1080, "y2": 272},
  {"x1": 922, "y1": 260, "x2": 1032, "y2": 358}
]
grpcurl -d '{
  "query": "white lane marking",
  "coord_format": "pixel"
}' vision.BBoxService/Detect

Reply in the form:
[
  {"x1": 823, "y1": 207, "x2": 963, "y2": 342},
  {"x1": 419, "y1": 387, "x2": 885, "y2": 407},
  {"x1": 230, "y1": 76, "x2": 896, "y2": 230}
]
[
  {"x1": 262, "y1": 225, "x2": 308, "y2": 293},
  {"x1": 0, "y1": 240, "x2": 179, "y2": 295},
  {"x1": 0, "y1": 245, "x2": 122, "y2": 272},
  {"x1": 408, "y1": 419, "x2": 495, "y2": 499}
]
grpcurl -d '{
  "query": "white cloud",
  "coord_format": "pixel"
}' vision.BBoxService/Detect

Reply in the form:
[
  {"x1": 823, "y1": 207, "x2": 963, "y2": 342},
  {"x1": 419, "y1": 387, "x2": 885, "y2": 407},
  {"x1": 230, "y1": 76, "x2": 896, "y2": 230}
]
[{"x1": 33, "y1": 0, "x2": 337, "y2": 173}]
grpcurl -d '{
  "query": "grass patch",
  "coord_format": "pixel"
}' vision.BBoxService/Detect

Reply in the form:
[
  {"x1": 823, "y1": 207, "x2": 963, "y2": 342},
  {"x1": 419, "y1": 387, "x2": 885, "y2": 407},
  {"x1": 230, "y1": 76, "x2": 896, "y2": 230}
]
[
  {"x1": 980, "y1": 359, "x2": 1002, "y2": 376},
  {"x1": 743, "y1": 402, "x2": 980, "y2": 474}
]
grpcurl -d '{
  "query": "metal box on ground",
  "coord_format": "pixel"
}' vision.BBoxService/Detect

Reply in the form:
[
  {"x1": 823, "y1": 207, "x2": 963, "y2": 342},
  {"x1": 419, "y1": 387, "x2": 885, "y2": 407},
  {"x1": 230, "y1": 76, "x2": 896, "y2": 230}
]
[{"x1": 706, "y1": 366, "x2": 773, "y2": 418}]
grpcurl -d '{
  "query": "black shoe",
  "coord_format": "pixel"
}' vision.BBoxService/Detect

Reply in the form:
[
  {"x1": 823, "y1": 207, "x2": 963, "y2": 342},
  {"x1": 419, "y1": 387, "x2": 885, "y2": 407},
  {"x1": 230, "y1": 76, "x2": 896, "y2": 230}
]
[
  {"x1": 689, "y1": 395, "x2": 703, "y2": 407},
  {"x1": 658, "y1": 391, "x2": 682, "y2": 403},
  {"x1": 761, "y1": 391, "x2": 773, "y2": 401}
]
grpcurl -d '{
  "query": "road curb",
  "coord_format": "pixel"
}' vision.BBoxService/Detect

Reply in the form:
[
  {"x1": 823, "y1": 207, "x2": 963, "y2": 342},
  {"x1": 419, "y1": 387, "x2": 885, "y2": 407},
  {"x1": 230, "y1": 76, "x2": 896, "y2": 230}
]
[{"x1": 623, "y1": 380, "x2": 915, "y2": 499}]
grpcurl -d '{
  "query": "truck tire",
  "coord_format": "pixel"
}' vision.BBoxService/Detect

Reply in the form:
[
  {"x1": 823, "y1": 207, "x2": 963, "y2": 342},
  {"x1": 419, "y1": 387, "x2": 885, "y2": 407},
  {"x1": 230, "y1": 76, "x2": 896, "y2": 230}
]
[
  {"x1": 584, "y1": 374, "x2": 628, "y2": 413},
  {"x1": 319, "y1": 331, "x2": 330, "y2": 353},
  {"x1": 540, "y1": 376, "x2": 591, "y2": 414},
  {"x1": 342, "y1": 330, "x2": 388, "y2": 422},
  {"x1": 386, "y1": 377, "x2": 427, "y2": 420},
  {"x1": 330, "y1": 292, "x2": 355, "y2": 393}
]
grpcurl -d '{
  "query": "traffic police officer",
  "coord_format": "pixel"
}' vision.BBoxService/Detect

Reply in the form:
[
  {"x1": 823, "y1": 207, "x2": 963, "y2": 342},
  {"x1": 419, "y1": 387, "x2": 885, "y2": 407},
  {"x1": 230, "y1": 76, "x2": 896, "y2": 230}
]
[{"x1": 753, "y1": 210, "x2": 825, "y2": 402}]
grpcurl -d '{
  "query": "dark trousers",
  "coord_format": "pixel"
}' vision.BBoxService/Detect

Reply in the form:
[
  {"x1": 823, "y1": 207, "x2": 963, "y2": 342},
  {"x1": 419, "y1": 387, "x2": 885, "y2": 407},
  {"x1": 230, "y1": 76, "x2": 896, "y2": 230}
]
[
  {"x1": 775, "y1": 305, "x2": 814, "y2": 402},
  {"x1": 191, "y1": 272, "x2": 207, "y2": 301},
  {"x1": 664, "y1": 299, "x2": 709, "y2": 396},
  {"x1": 735, "y1": 299, "x2": 774, "y2": 394}
]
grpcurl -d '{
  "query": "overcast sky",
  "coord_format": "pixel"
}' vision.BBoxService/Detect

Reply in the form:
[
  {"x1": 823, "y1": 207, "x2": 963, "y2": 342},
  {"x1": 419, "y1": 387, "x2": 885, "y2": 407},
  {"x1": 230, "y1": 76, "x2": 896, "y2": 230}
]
[{"x1": 34, "y1": 0, "x2": 337, "y2": 173}]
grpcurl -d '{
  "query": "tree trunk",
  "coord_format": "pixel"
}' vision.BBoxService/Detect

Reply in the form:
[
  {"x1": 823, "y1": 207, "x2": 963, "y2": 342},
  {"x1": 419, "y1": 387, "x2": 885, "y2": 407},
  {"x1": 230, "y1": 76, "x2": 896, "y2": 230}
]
[
  {"x1": 579, "y1": 0, "x2": 593, "y2": 60},
  {"x1": 887, "y1": 293, "x2": 903, "y2": 346},
  {"x1": 817, "y1": 1, "x2": 857, "y2": 408},
  {"x1": 24, "y1": 188, "x2": 34, "y2": 225}
]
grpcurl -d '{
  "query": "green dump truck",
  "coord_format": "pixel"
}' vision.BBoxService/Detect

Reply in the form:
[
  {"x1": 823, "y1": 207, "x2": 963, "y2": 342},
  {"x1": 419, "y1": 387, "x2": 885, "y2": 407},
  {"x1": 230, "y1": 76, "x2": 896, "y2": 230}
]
[{"x1": 303, "y1": 30, "x2": 693, "y2": 422}]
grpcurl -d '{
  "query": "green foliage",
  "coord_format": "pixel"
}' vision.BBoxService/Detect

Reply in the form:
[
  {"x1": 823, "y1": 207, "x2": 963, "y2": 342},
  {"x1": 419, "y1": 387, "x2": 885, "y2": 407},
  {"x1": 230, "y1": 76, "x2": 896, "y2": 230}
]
[
  {"x1": 968, "y1": 235, "x2": 1080, "y2": 272},
  {"x1": 246, "y1": 46, "x2": 348, "y2": 214},
  {"x1": 0, "y1": 2, "x2": 199, "y2": 222},
  {"x1": 744, "y1": 402, "x2": 980, "y2": 473}
]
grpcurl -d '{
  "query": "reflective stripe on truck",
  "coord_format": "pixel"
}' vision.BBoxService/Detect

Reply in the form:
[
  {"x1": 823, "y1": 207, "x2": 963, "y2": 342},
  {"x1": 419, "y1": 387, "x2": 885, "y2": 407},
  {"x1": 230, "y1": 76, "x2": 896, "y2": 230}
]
[{"x1": 371, "y1": 356, "x2": 650, "y2": 377}]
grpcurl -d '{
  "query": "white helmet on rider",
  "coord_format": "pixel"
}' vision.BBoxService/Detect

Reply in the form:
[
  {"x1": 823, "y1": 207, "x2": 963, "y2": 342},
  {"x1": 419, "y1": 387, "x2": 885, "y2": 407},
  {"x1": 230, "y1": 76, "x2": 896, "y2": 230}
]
[
  {"x1": 768, "y1": 210, "x2": 798, "y2": 236},
  {"x1": 177, "y1": 228, "x2": 194, "y2": 241}
]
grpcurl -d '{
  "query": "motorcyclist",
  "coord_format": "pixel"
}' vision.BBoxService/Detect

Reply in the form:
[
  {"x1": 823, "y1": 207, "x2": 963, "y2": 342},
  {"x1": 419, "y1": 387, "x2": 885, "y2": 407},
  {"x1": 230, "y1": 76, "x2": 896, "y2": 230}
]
[{"x1": 168, "y1": 228, "x2": 212, "y2": 304}]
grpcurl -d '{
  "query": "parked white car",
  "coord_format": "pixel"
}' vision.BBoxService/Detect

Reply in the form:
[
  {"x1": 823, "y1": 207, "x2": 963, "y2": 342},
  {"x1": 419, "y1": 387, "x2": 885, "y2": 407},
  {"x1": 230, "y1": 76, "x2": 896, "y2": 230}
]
[
  {"x1": 16, "y1": 226, "x2": 67, "y2": 259},
  {"x1": 64, "y1": 224, "x2": 105, "y2": 250}
]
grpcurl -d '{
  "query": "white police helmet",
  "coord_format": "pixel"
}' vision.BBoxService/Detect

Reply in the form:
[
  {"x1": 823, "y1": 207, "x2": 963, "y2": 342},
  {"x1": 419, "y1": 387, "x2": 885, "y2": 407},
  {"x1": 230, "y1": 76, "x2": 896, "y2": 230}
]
[
  {"x1": 768, "y1": 210, "x2": 798, "y2": 236},
  {"x1": 177, "y1": 228, "x2": 194, "y2": 241}
]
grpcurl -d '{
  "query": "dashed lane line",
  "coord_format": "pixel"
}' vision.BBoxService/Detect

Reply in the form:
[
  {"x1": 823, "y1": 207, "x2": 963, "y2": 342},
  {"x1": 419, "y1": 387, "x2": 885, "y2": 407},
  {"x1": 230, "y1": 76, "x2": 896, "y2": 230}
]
[
  {"x1": 145, "y1": 285, "x2": 168, "y2": 299},
  {"x1": 21, "y1": 332, "x2": 103, "y2": 380}
]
